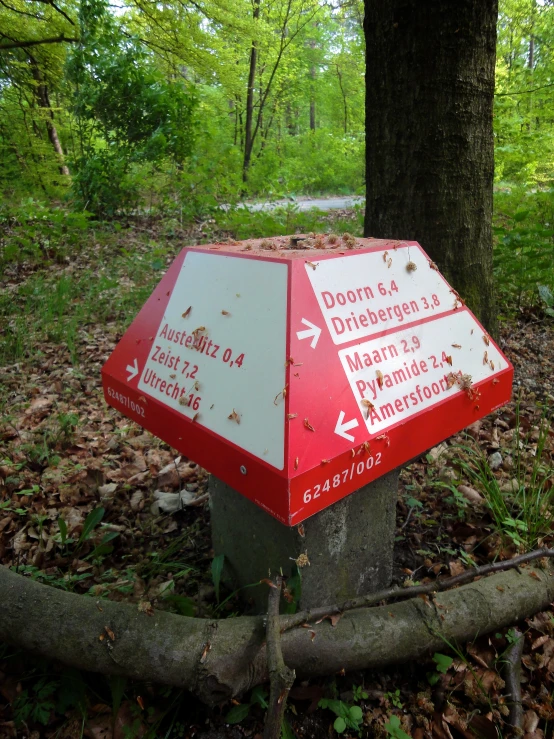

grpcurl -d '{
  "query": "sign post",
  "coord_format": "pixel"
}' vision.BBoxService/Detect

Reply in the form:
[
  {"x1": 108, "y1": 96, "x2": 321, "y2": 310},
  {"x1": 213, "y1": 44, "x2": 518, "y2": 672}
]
[{"x1": 103, "y1": 235, "x2": 513, "y2": 609}]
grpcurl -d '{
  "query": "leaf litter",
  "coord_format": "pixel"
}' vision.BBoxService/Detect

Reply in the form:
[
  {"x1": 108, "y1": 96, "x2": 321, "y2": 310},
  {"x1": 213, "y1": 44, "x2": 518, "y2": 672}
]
[{"x1": 1, "y1": 228, "x2": 554, "y2": 738}]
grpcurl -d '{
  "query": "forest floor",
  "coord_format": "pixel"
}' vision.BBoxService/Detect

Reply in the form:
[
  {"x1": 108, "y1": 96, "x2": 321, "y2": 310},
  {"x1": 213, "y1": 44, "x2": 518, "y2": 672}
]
[{"x1": 1, "y1": 214, "x2": 554, "y2": 739}]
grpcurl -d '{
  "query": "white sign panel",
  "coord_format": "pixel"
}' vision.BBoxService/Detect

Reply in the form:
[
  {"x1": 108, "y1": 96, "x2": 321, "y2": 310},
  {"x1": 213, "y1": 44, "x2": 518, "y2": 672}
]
[
  {"x1": 138, "y1": 252, "x2": 288, "y2": 469},
  {"x1": 338, "y1": 310, "x2": 504, "y2": 435},
  {"x1": 306, "y1": 245, "x2": 455, "y2": 345}
]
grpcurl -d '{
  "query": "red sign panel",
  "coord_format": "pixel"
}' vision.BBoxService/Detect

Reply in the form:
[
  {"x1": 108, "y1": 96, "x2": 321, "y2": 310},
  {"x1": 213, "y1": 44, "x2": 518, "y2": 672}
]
[{"x1": 102, "y1": 237, "x2": 513, "y2": 524}]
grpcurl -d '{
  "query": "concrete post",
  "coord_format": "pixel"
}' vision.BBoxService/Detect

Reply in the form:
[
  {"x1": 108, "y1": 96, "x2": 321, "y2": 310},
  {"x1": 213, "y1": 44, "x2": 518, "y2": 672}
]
[{"x1": 210, "y1": 470, "x2": 398, "y2": 612}]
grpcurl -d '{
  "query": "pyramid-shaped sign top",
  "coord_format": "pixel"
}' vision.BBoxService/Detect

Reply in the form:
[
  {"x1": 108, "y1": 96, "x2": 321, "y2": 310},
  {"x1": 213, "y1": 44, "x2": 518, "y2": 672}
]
[{"x1": 102, "y1": 236, "x2": 513, "y2": 525}]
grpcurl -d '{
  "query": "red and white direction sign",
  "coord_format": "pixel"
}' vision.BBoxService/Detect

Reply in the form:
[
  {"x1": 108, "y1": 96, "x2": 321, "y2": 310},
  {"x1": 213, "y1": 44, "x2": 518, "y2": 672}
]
[{"x1": 102, "y1": 236, "x2": 513, "y2": 525}]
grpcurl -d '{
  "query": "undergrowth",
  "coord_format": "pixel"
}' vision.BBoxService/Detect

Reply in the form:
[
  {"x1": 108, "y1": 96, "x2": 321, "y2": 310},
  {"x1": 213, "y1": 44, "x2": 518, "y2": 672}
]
[
  {"x1": 454, "y1": 405, "x2": 554, "y2": 550},
  {"x1": 493, "y1": 187, "x2": 554, "y2": 313},
  {"x1": 0, "y1": 200, "x2": 363, "y2": 369}
]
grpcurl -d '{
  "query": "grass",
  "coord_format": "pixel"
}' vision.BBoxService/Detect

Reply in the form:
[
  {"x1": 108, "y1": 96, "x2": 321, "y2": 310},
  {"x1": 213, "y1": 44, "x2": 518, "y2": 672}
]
[
  {"x1": 0, "y1": 238, "x2": 172, "y2": 368},
  {"x1": 454, "y1": 407, "x2": 554, "y2": 550},
  {"x1": 0, "y1": 200, "x2": 364, "y2": 372},
  {"x1": 216, "y1": 202, "x2": 364, "y2": 240}
]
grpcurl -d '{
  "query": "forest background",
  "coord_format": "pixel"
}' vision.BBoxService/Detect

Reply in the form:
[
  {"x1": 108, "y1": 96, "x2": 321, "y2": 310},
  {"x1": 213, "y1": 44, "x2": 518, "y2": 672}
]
[{"x1": 0, "y1": 0, "x2": 553, "y2": 303}]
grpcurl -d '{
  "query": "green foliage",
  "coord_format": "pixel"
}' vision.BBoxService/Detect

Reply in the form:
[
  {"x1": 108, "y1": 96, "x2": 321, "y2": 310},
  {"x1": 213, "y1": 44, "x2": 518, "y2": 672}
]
[
  {"x1": 225, "y1": 685, "x2": 268, "y2": 723},
  {"x1": 281, "y1": 717, "x2": 296, "y2": 739},
  {"x1": 493, "y1": 188, "x2": 554, "y2": 309},
  {"x1": 0, "y1": 0, "x2": 365, "y2": 212},
  {"x1": 427, "y1": 652, "x2": 455, "y2": 686},
  {"x1": 0, "y1": 200, "x2": 92, "y2": 268},
  {"x1": 10, "y1": 411, "x2": 81, "y2": 473},
  {"x1": 245, "y1": 130, "x2": 364, "y2": 197},
  {"x1": 67, "y1": 0, "x2": 197, "y2": 215},
  {"x1": 108, "y1": 675, "x2": 127, "y2": 718},
  {"x1": 454, "y1": 409, "x2": 554, "y2": 550},
  {"x1": 216, "y1": 203, "x2": 363, "y2": 241},
  {"x1": 211, "y1": 553, "x2": 225, "y2": 603},
  {"x1": 0, "y1": 224, "x2": 167, "y2": 367},
  {"x1": 12, "y1": 677, "x2": 58, "y2": 726},
  {"x1": 162, "y1": 594, "x2": 197, "y2": 616},
  {"x1": 10, "y1": 563, "x2": 93, "y2": 591},
  {"x1": 384, "y1": 714, "x2": 411, "y2": 739},
  {"x1": 2, "y1": 0, "x2": 554, "y2": 221},
  {"x1": 352, "y1": 685, "x2": 368, "y2": 702},
  {"x1": 78, "y1": 506, "x2": 104, "y2": 544},
  {"x1": 384, "y1": 689, "x2": 403, "y2": 709},
  {"x1": 0, "y1": 0, "x2": 75, "y2": 198},
  {"x1": 495, "y1": 0, "x2": 554, "y2": 188},
  {"x1": 56, "y1": 668, "x2": 87, "y2": 715},
  {"x1": 433, "y1": 652, "x2": 454, "y2": 674},
  {"x1": 318, "y1": 698, "x2": 364, "y2": 734},
  {"x1": 491, "y1": 0, "x2": 554, "y2": 311},
  {"x1": 538, "y1": 284, "x2": 554, "y2": 317},
  {"x1": 57, "y1": 516, "x2": 69, "y2": 547},
  {"x1": 283, "y1": 564, "x2": 301, "y2": 614}
]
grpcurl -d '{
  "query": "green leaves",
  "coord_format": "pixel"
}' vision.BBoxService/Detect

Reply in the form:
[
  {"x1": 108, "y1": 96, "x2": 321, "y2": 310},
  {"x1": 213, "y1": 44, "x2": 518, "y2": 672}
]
[
  {"x1": 211, "y1": 553, "x2": 225, "y2": 603},
  {"x1": 12, "y1": 677, "x2": 58, "y2": 726},
  {"x1": 283, "y1": 563, "x2": 301, "y2": 614},
  {"x1": 427, "y1": 652, "x2": 454, "y2": 685},
  {"x1": 78, "y1": 506, "x2": 104, "y2": 545},
  {"x1": 57, "y1": 516, "x2": 68, "y2": 546},
  {"x1": 225, "y1": 685, "x2": 268, "y2": 723},
  {"x1": 538, "y1": 284, "x2": 554, "y2": 317},
  {"x1": 281, "y1": 717, "x2": 296, "y2": 739},
  {"x1": 493, "y1": 188, "x2": 554, "y2": 311},
  {"x1": 384, "y1": 714, "x2": 411, "y2": 739},
  {"x1": 67, "y1": 0, "x2": 197, "y2": 216},
  {"x1": 433, "y1": 652, "x2": 454, "y2": 674},
  {"x1": 318, "y1": 699, "x2": 364, "y2": 734},
  {"x1": 226, "y1": 702, "x2": 252, "y2": 724},
  {"x1": 513, "y1": 209, "x2": 530, "y2": 222}
]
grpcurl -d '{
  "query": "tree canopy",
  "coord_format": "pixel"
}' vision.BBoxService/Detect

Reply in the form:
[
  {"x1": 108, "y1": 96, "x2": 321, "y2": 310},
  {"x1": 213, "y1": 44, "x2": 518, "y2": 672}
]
[{"x1": 0, "y1": 0, "x2": 552, "y2": 215}]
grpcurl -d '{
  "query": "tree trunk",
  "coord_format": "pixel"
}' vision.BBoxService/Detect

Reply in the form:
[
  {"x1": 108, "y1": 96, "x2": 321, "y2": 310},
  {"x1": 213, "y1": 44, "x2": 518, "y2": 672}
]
[
  {"x1": 307, "y1": 34, "x2": 318, "y2": 131},
  {"x1": 1, "y1": 563, "x2": 553, "y2": 705},
  {"x1": 364, "y1": 0, "x2": 498, "y2": 335},
  {"x1": 336, "y1": 64, "x2": 348, "y2": 134},
  {"x1": 29, "y1": 57, "x2": 70, "y2": 176},
  {"x1": 309, "y1": 70, "x2": 316, "y2": 131},
  {"x1": 309, "y1": 43, "x2": 316, "y2": 131},
  {"x1": 242, "y1": 0, "x2": 261, "y2": 184}
]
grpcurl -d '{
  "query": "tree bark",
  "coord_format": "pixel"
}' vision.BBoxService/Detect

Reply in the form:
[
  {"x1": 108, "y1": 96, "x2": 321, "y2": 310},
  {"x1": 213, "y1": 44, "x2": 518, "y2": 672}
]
[
  {"x1": 29, "y1": 57, "x2": 70, "y2": 176},
  {"x1": 263, "y1": 578, "x2": 295, "y2": 739},
  {"x1": 242, "y1": 0, "x2": 261, "y2": 184},
  {"x1": 309, "y1": 69, "x2": 316, "y2": 131},
  {"x1": 364, "y1": 0, "x2": 499, "y2": 335},
  {"x1": 0, "y1": 35, "x2": 78, "y2": 50},
  {"x1": 336, "y1": 64, "x2": 348, "y2": 134},
  {"x1": 2, "y1": 563, "x2": 554, "y2": 705},
  {"x1": 309, "y1": 38, "x2": 317, "y2": 131}
]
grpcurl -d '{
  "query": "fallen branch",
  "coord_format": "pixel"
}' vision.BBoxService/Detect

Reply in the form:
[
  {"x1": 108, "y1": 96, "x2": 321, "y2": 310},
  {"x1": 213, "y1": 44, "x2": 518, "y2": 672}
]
[
  {"x1": 503, "y1": 627, "x2": 524, "y2": 734},
  {"x1": 264, "y1": 578, "x2": 295, "y2": 739},
  {"x1": 281, "y1": 548, "x2": 554, "y2": 632},
  {"x1": 1, "y1": 556, "x2": 554, "y2": 705}
]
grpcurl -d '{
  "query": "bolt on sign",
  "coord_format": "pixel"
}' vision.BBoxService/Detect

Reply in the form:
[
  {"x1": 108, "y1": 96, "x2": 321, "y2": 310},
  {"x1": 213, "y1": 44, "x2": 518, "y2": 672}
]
[{"x1": 102, "y1": 236, "x2": 513, "y2": 525}]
